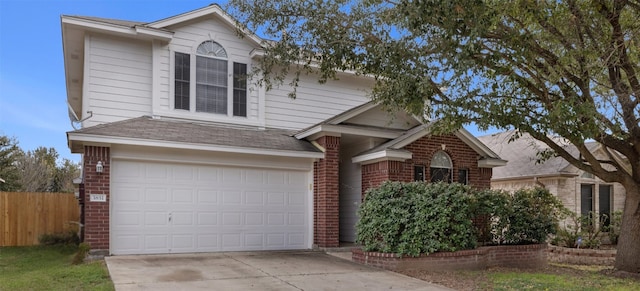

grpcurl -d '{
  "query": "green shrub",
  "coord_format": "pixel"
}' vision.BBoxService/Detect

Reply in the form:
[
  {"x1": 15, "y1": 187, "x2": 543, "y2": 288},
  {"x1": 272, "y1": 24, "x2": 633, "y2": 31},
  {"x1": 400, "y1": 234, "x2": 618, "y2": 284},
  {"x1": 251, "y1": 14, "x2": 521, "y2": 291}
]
[
  {"x1": 469, "y1": 189, "x2": 511, "y2": 244},
  {"x1": 553, "y1": 210, "x2": 619, "y2": 248},
  {"x1": 39, "y1": 230, "x2": 79, "y2": 246},
  {"x1": 605, "y1": 211, "x2": 623, "y2": 245},
  {"x1": 356, "y1": 181, "x2": 476, "y2": 256},
  {"x1": 72, "y1": 242, "x2": 91, "y2": 264},
  {"x1": 552, "y1": 211, "x2": 582, "y2": 248},
  {"x1": 356, "y1": 182, "x2": 564, "y2": 256},
  {"x1": 497, "y1": 188, "x2": 565, "y2": 244}
]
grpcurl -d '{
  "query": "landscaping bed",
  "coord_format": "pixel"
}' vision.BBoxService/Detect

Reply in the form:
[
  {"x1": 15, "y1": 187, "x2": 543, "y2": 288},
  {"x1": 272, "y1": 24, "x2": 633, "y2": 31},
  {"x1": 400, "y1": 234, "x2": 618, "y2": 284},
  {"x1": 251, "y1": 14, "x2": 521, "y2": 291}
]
[{"x1": 352, "y1": 244, "x2": 547, "y2": 271}]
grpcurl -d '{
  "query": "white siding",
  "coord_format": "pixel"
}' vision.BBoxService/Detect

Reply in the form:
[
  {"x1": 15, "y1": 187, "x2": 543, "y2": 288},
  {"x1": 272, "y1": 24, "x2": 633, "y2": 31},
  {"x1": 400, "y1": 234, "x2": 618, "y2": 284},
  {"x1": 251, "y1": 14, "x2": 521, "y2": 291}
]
[
  {"x1": 154, "y1": 17, "x2": 262, "y2": 125},
  {"x1": 346, "y1": 107, "x2": 420, "y2": 130},
  {"x1": 84, "y1": 34, "x2": 152, "y2": 127},
  {"x1": 265, "y1": 74, "x2": 373, "y2": 130},
  {"x1": 80, "y1": 16, "x2": 378, "y2": 131}
]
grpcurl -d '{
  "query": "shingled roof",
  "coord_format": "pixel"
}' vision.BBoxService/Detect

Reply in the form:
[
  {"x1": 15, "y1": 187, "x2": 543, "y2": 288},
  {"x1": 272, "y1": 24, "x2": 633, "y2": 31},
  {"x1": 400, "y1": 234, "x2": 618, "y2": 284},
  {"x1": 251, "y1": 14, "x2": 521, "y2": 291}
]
[
  {"x1": 68, "y1": 116, "x2": 321, "y2": 154},
  {"x1": 478, "y1": 131, "x2": 599, "y2": 179}
]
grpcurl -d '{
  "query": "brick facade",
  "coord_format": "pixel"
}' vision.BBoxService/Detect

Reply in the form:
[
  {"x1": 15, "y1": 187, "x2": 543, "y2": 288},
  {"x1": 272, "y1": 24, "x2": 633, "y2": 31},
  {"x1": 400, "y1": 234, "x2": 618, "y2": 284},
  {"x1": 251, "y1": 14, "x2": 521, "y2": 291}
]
[
  {"x1": 313, "y1": 136, "x2": 341, "y2": 247},
  {"x1": 362, "y1": 134, "x2": 493, "y2": 196},
  {"x1": 82, "y1": 146, "x2": 110, "y2": 252}
]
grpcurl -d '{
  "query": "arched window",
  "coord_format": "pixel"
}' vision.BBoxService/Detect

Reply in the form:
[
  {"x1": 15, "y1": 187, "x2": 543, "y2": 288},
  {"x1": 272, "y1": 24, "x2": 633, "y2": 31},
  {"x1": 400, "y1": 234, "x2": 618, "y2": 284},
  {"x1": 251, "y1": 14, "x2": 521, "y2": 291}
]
[
  {"x1": 196, "y1": 40, "x2": 228, "y2": 114},
  {"x1": 173, "y1": 41, "x2": 248, "y2": 117},
  {"x1": 430, "y1": 150, "x2": 452, "y2": 183}
]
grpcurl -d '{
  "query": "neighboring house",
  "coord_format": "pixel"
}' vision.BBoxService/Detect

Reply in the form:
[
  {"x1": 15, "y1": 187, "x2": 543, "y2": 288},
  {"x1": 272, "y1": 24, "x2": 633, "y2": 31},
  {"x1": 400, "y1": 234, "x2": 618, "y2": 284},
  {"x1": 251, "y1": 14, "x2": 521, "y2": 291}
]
[
  {"x1": 478, "y1": 131, "x2": 626, "y2": 225},
  {"x1": 62, "y1": 4, "x2": 505, "y2": 255}
]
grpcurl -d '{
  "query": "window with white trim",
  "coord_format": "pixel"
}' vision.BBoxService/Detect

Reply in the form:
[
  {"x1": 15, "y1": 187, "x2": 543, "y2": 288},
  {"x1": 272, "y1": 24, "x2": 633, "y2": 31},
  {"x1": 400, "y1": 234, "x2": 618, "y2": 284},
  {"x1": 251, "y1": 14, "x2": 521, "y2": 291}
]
[
  {"x1": 430, "y1": 150, "x2": 452, "y2": 183},
  {"x1": 174, "y1": 40, "x2": 247, "y2": 117}
]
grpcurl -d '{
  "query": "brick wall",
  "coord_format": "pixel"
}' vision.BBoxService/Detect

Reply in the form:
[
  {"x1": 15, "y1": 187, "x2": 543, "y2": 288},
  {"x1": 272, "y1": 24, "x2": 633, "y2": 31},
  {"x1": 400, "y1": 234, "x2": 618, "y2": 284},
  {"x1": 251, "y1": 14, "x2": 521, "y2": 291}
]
[
  {"x1": 82, "y1": 146, "x2": 110, "y2": 253},
  {"x1": 547, "y1": 245, "x2": 616, "y2": 266},
  {"x1": 361, "y1": 134, "x2": 493, "y2": 196},
  {"x1": 314, "y1": 136, "x2": 340, "y2": 247},
  {"x1": 352, "y1": 244, "x2": 547, "y2": 271}
]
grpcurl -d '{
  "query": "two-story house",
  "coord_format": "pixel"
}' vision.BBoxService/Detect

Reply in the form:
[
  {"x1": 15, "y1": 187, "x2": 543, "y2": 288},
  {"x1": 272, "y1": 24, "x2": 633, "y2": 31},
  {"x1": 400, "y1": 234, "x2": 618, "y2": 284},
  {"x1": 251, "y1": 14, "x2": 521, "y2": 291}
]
[{"x1": 63, "y1": 4, "x2": 505, "y2": 256}]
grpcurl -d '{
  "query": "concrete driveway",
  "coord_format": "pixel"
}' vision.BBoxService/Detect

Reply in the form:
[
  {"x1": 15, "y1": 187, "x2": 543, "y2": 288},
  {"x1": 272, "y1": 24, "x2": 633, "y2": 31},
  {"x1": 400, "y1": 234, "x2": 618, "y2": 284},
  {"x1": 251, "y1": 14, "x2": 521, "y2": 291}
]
[{"x1": 105, "y1": 251, "x2": 451, "y2": 290}]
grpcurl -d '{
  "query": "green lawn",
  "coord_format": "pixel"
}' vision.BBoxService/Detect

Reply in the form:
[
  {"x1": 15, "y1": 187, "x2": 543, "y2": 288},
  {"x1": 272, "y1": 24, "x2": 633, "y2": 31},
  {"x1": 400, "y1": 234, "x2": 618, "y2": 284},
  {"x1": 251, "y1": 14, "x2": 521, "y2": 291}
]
[
  {"x1": 0, "y1": 245, "x2": 114, "y2": 291},
  {"x1": 488, "y1": 264, "x2": 640, "y2": 291}
]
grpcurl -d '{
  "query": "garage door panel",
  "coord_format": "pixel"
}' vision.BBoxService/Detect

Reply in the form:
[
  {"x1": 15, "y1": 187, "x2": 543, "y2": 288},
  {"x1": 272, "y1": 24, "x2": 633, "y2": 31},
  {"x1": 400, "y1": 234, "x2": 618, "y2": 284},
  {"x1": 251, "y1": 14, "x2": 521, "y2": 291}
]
[
  {"x1": 197, "y1": 234, "x2": 219, "y2": 249},
  {"x1": 196, "y1": 190, "x2": 218, "y2": 203},
  {"x1": 267, "y1": 213, "x2": 284, "y2": 225},
  {"x1": 172, "y1": 212, "x2": 193, "y2": 225},
  {"x1": 171, "y1": 235, "x2": 194, "y2": 250},
  {"x1": 172, "y1": 189, "x2": 194, "y2": 203},
  {"x1": 145, "y1": 188, "x2": 169, "y2": 203},
  {"x1": 222, "y1": 191, "x2": 242, "y2": 205},
  {"x1": 197, "y1": 212, "x2": 218, "y2": 225},
  {"x1": 267, "y1": 192, "x2": 285, "y2": 205},
  {"x1": 288, "y1": 233, "x2": 305, "y2": 246},
  {"x1": 111, "y1": 160, "x2": 310, "y2": 255},
  {"x1": 289, "y1": 213, "x2": 305, "y2": 225},
  {"x1": 112, "y1": 211, "x2": 140, "y2": 226},
  {"x1": 145, "y1": 235, "x2": 169, "y2": 251},
  {"x1": 245, "y1": 212, "x2": 264, "y2": 225},
  {"x1": 222, "y1": 168, "x2": 243, "y2": 184},
  {"x1": 289, "y1": 192, "x2": 306, "y2": 205},
  {"x1": 145, "y1": 211, "x2": 169, "y2": 226},
  {"x1": 245, "y1": 191, "x2": 264, "y2": 204}
]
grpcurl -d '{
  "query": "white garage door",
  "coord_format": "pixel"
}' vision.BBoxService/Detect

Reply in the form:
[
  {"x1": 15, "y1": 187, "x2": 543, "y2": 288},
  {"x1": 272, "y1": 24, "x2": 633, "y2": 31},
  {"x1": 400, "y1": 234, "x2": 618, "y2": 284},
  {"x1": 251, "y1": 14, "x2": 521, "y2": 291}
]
[{"x1": 110, "y1": 159, "x2": 310, "y2": 255}]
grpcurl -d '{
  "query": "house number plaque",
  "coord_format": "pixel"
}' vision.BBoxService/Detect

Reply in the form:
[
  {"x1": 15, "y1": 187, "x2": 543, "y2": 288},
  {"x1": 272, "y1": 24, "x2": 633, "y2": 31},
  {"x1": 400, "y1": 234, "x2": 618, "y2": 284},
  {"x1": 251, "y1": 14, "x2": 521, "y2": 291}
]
[{"x1": 90, "y1": 194, "x2": 107, "y2": 202}]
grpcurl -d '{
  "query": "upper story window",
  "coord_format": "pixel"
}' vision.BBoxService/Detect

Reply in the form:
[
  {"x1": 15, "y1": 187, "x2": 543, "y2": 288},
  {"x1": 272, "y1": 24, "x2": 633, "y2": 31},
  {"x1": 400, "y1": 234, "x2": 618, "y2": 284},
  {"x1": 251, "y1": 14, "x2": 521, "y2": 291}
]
[
  {"x1": 430, "y1": 150, "x2": 452, "y2": 183},
  {"x1": 174, "y1": 40, "x2": 247, "y2": 117}
]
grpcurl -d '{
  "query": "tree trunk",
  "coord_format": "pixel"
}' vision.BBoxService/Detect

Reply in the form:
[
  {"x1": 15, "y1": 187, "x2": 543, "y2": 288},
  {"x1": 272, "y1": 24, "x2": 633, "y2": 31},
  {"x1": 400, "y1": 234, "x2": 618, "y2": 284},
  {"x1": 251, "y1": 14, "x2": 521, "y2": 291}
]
[{"x1": 615, "y1": 183, "x2": 640, "y2": 273}]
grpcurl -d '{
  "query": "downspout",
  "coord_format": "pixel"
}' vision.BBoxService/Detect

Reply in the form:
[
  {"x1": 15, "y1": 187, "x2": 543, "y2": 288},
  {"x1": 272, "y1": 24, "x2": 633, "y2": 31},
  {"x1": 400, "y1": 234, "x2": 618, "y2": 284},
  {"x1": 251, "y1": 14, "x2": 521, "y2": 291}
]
[{"x1": 534, "y1": 176, "x2": 546, "y2": 189}]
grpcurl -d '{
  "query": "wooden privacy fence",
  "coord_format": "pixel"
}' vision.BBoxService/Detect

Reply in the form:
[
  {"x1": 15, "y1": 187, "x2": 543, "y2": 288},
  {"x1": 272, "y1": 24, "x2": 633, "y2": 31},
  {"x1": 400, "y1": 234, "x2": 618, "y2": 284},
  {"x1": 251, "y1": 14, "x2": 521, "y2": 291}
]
[{"x1": 0, "y1": 192, "x2": 80, "y2": 246}]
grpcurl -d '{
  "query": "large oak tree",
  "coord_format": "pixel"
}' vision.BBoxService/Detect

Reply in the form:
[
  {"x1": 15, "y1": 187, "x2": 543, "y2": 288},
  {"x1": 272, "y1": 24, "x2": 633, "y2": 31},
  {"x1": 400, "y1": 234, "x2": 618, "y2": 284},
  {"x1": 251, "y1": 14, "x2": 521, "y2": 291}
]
[{"x1": 228, "y1": 0, "x2": 640, "y2": 272}]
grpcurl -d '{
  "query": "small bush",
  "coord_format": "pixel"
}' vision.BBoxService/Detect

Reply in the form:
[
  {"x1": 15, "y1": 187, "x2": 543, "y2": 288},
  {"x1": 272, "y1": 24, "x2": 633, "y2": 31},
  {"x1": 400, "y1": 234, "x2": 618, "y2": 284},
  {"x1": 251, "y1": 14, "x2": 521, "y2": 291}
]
[
  {"x1": 497, "y1": 188, "x2": 565, "y2": 244},
  {"x1": 469, "y1": 189, "x2": 511, "y2": 244},
  {"x1": 553, "y1": 211, "x2": 619, "y2": 248},
  {"x1": 72, "y1": 242, "x2": 91, "y2": 265},
  {"x1": 39, "y1": 230, "x2": 79, "y2": 246},
  {"x1": 605, "y1": 211, "x2": 623, "y2": 245}
]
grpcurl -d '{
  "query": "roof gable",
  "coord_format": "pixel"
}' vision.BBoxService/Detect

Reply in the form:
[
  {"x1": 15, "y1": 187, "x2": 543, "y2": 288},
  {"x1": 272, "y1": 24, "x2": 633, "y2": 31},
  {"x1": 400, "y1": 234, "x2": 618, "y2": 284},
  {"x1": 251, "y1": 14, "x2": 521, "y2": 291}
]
[
  {"x1": 295, "y1": 102, "x2": 421, "y2": 140},
  {"x1": 352, "y1": 124, "x2": 505, "y2": 167},
  {"x1": 477, "y1": 131, "x2": 603, "y2": 179},
  {"x1": 147, "y1": 4, "x2": 265, "y2": 47}
]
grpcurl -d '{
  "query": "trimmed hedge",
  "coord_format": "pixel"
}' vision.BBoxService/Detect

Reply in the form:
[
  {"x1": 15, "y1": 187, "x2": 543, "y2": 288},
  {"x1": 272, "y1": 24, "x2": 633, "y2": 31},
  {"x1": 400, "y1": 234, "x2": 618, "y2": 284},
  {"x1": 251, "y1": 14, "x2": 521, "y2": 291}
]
[
  {"x1": 356, "y1": 182, "x2": 476, "y2": 256},
  {"x1": 356, "y1": 182, "x2": 564, "y2": 256}
]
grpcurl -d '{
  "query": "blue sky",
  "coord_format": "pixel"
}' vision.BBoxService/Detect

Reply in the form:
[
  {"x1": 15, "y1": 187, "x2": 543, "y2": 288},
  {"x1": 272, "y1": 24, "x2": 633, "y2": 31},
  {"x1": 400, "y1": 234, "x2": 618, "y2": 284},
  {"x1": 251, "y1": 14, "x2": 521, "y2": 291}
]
[
  {"x1": 0, "y1": 0, "x2": 217, "y2": 163},
  {"x1": 0, "y1": 0, "x2": 495, "y2": 164}
]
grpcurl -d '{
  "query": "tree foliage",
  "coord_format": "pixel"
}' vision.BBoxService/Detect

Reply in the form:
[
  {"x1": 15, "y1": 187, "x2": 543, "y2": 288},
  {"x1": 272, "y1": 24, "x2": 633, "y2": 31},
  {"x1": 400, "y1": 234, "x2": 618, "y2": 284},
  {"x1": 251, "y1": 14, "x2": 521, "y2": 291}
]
[
  {"x1": 229, "y1": 0, "x2": 640, "y2": 272},
  {"x1": 0, "y1": 135, "x2": 22, "y2": 191},
  {"x1": 0, "y1": 135, "x2": 79, "y2": 193}
]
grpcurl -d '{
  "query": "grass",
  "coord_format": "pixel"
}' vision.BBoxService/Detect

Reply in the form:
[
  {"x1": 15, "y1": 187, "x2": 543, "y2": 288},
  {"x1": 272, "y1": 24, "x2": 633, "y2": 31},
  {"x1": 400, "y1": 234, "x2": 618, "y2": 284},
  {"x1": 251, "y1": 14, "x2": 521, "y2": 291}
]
[
  {"x1": 486, "y1": 264, "x2": 640, "y2": 291},
  {"x1": 0, "y1": 245, "x2": 114, "y2": 291},
  {"x1": 491, "y1": 272, "x2": 638, "y2": 290},
  {"x1": 403, "y1": 263, "x2": 640, "y2": 290}
]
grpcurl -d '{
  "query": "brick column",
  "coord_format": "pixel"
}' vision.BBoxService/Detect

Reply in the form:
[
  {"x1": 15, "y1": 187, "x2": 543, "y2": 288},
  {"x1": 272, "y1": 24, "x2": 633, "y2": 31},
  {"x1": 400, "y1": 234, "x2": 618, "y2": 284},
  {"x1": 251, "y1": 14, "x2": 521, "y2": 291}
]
[
  {"x1": 314, "y1": 136, "x2": 340, "y2": 247},
  {"x1": 83, "y1": 146, "x2": 110, "y2": 254}
]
